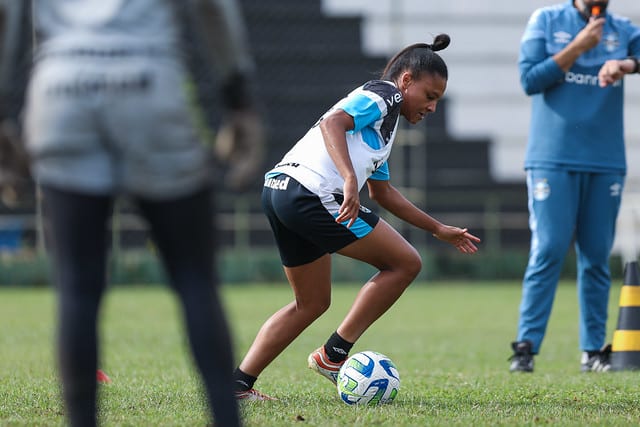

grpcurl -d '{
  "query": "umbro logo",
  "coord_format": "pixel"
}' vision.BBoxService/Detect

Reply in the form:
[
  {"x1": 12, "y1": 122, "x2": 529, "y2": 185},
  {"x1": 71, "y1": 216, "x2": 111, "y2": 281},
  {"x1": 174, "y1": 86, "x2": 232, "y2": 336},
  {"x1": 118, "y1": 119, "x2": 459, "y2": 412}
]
[
  {"x1": 332, "y1": 347, "x2": 347, "y2": 355},
  {"x1": 553, "y1": 31, "x2": 572, "y2": 44}
]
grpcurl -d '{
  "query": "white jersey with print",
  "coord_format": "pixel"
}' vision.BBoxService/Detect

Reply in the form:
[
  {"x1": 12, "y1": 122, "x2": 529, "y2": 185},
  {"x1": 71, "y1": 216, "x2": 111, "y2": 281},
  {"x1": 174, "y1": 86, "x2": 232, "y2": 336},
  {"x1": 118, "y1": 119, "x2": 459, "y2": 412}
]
[
  {"x1": 33, "y1": 0, "x2": 176, "y2": 53},
  {"x1": 268, "y1": 79, "x2": 402, "y2": 199},
  {"x1": 32, "y1": 0, "x2": 253, "y2": 76},
  {"x1": 22, "y1": 0, "x2": 253, "y2": 199}
]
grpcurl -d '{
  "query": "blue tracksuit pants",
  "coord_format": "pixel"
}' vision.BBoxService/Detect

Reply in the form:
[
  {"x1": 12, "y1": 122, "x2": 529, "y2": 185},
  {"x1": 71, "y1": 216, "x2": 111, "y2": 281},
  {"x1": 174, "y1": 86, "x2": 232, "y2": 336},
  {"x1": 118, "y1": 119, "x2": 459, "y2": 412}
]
[{"x1": 516, "y1": 168, "x2": 624, "y2": 353}]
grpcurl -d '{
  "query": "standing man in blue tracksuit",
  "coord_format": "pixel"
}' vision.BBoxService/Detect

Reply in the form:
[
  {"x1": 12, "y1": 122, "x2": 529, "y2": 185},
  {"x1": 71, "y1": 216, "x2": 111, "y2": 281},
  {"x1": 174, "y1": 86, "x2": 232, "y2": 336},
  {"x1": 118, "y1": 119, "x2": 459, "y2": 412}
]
[{"x1": 509, "y1": 0, "x2": 640, "y2": 373}]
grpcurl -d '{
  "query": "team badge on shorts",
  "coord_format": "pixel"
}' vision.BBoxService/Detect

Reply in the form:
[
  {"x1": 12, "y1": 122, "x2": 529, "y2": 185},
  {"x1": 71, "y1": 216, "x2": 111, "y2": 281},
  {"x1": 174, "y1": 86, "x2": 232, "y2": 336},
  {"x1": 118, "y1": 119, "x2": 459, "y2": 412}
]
[{"x1": 533, "y1": 179, "x2": 550, "y2": 201}]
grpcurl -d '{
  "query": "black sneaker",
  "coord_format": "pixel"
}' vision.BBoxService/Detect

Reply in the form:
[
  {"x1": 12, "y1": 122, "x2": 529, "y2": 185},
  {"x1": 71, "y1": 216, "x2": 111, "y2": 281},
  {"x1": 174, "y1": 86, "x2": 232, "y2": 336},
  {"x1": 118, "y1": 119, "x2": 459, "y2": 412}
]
[
  {"x1": 509, "y1": 340, "x2": 534, "y2": 372},
  {"x1": 581, "y1": 343, "x2": 612, "y2": 372}
]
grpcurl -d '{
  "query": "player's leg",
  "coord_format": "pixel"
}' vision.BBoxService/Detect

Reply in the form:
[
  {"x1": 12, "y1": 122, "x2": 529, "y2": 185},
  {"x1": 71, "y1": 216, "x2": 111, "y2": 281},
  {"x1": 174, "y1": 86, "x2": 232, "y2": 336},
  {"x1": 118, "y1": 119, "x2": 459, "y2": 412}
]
[
  {"x1": 237, "y1": 254, "x2": 333, "y2": 377},
  {"x1": 234, "y1": 257, "x2": 334, "y2": 399},
  {"x1": 235, "y1": 179, "x2": 335, "y2": 396},
  {"x1": 334, "y1": 219, "x2": 421, "y2": 342},
  {"x1": 235, "y1": 256, "x2": 332, "y2": 400},
  {"x1": 575, "y1": 173, "x2": 623, "y2": 357},
  {"x1": 135, "y1": 188, "x2": 240, "y2": 426},
  {"x1": 306, "y1": 219, "x2": 421, "y2": 385},
  {"x1": 41, "y1": 185, "x2": 112, "y2": 427},
  {"x1": 266, "y1": 180, "x2": 416, "y2": 347},
  {"x1": 515, "y1": 169, "x2": 577, "y2": 354}
]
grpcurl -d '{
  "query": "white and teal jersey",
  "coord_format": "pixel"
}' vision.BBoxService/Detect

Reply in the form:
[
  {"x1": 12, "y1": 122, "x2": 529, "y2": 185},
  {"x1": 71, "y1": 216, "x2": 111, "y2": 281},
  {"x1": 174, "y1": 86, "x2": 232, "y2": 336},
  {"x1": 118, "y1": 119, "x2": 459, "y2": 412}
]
[
  {"x1": 520, "y1": 0, "x2": 640, "y2": 173},
  {"x1": 267, "y1": 79, "x2": 401, "y2": 197}
]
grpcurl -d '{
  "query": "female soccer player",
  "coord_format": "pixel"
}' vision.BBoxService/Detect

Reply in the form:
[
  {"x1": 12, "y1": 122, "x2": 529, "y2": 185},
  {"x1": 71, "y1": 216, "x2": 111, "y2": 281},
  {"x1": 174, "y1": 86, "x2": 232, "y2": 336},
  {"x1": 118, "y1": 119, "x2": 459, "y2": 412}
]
[{"x1": 233, "y1": 33, "x2": 481, "y2": 400}]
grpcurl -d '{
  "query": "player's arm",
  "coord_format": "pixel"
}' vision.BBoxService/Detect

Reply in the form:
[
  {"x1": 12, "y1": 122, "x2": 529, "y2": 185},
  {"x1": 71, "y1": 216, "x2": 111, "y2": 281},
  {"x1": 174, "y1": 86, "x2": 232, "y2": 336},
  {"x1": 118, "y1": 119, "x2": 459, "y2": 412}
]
[
  {"x1": 319, "y1": 109, "x2": 360, "y2": 228},
  {"x1": 598, "y1": 57, "x2": 639, "y2": 87},
  {"x1": 598, "y1": 27, "x2": 640, "y2": 87},
  {"x1": 320, "y1": 84, "x2": 392, "y2": 228},
  {"x1": 553, "y1": 17, "x2": 604, "y2": 71},
  {"x1": 195, "y1": 0, "x2": 254, "y2": 109},
  {"x1": 366, "y1": 179, "x2": 480, "y2": 253},
  {"x1": 519, "y1": 28, "x2": 565, "y2": 94},
  {"x1": 0, "y1": 0, "x2": 33, "y2": 204},
  {"x1": 0, "y1": 0, "x2": 32, "y2": 121},
  {"x1": 518, "y1": 11, "x2": 602, "y2": 95},
  {"x1": 194, "y1": 0, "x2": 264, "y2": 190}
]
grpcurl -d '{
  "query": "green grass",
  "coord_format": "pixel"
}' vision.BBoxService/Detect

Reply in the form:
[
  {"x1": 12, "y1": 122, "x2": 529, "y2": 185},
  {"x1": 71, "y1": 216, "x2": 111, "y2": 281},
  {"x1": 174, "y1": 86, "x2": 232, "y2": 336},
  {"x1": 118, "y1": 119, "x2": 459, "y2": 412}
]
[{"x1": 1, "y1": 281, "x2": 640, "y2": 426}]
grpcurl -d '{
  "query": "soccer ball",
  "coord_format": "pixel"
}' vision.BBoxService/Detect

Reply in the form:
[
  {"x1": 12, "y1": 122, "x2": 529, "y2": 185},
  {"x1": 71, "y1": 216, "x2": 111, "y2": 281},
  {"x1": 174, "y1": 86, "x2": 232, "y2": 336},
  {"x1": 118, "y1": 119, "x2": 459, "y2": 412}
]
[{"x1": 336, "y1": 351, "x2": 400, "y2": 405}]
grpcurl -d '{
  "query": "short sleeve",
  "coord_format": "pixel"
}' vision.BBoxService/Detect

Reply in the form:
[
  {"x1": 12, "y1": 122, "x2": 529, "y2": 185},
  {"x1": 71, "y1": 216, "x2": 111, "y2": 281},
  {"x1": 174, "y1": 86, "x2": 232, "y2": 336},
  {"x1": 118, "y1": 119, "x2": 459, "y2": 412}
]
[{"x1": 339, "y1": 93, "x2": 384, "y2": 133}]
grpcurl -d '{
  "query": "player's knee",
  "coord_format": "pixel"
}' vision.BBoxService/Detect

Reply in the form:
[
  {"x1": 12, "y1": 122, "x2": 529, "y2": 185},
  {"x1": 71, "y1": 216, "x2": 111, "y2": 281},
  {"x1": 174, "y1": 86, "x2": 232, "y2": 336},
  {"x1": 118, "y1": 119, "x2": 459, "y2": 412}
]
[
  {"x1": 578, "y1": 245, "x2": 611, "y2": 267},
  {"x1": 533, "y1": 243, "x2": 567, "y2": 266},
  {"x1": 397, "y1": 248, "x2": 422, "y2": 284},
  {"x1": 314, "y1": 297, "x2": 331, "y2": 316},
  {"x1": 314, "y1": 295, "x2": 331, "y2": 316},
  {"x1": 297, "y1": 294, "x2": 331, "y2": 318}
]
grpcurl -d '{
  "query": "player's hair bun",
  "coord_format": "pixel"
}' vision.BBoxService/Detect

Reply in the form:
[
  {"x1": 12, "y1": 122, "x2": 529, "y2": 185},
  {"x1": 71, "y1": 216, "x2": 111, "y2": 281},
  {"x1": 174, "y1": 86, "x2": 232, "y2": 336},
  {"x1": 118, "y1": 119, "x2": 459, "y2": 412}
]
[{"x1": 430, "y1": 33, "x2": 450, "y2": 52}]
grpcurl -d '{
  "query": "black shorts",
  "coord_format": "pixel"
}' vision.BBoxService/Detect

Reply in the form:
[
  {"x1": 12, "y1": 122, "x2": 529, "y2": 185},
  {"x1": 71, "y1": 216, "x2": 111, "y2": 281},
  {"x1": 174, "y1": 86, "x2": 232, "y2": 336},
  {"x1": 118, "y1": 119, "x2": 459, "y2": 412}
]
[{"x1": 262, "y1": 174, "x2": 379, "y2": 267}]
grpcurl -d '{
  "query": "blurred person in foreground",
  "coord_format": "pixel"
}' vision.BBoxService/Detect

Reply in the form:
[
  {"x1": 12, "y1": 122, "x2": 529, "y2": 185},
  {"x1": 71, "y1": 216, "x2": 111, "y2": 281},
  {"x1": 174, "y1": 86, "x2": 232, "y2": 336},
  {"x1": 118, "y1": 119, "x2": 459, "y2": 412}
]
[
  {"x1": 509, "y1": 0, "x2": 640, "y2": 373},
  {"x1": 0, "y1": 0, "x2": 264, "y2": 425},
  {"x1": 232, "y1": 34, "x2": 481, "y2": 401}
]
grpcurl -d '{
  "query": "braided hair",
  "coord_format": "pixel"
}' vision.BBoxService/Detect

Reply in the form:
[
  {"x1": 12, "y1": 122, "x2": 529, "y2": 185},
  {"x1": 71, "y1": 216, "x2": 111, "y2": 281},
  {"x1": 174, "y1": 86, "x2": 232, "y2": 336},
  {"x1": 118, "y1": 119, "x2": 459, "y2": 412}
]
[{"x1": 381, "y1": 34, "x2": 450, "y2": 82}]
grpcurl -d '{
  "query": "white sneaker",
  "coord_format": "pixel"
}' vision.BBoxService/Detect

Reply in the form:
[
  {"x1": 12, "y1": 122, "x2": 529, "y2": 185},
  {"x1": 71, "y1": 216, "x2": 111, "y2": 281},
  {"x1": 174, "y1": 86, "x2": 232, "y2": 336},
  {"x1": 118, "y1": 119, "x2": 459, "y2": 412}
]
[
  {"x1": 581, "y1": 344, "x2": 612, "y2": 372},
  {"x1": 307, "y1": 346, "x2": 345, "y2": 385}
]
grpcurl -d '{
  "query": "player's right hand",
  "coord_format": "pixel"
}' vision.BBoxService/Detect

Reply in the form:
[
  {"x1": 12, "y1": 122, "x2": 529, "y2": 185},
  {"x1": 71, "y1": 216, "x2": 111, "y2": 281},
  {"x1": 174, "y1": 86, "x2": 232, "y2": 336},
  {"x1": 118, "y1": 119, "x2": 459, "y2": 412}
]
[
  {"x1": 574, "y1": 17, "x2": 605, "y2": 52},
  {"x1": 336, "y1": 176, "x2": 360, "y2": 228},
  {"x1": 214, "y1": 109, "x2": 264, "y2": 191}
]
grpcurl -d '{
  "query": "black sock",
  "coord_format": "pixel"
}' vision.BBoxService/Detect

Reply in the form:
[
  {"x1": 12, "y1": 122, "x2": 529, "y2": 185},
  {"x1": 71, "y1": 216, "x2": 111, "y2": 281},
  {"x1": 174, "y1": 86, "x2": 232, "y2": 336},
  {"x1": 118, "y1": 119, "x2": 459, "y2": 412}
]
[
  {"x1": 324, "y1": 331, "x2": 354, "y2": 363},
  {"x1": 233, "y1": 368, "x2": 257, "y2": 392}
]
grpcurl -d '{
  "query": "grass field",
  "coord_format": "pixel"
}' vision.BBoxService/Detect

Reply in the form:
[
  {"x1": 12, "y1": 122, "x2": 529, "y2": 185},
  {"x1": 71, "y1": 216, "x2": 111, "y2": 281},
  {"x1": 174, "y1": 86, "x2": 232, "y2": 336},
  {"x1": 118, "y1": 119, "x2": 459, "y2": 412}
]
[{"x1": 1, "y1": 280, "x2": 640, "y2": 426}]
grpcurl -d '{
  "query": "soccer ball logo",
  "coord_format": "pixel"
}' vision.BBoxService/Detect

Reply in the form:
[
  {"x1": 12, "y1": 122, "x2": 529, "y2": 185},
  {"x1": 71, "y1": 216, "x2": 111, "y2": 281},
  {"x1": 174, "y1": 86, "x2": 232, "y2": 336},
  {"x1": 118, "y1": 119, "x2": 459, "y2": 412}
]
[{"x1": 336, "y1": 351, "x2": 400, "y2": 405}]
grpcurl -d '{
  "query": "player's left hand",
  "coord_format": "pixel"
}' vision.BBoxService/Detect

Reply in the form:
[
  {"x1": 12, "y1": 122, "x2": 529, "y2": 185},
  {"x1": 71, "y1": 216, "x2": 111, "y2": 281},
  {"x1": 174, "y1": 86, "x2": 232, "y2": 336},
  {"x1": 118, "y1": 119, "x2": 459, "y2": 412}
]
[
  {"x1": 598, "y1": 59, "x2": 634, "y2": 87},
  {"x1": 215, "y1": 109, "x2": 265, "y2": 191},
  {"x1": 433, "y1": 225, "x2": 481, "y2": 254}
]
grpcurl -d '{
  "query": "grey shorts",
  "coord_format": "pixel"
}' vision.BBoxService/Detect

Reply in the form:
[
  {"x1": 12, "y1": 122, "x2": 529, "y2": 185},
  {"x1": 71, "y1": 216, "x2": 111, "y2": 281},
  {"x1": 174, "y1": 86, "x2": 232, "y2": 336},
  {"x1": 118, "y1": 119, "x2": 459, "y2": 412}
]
[{"x1": 24, "y1": 52, "x2": 212, "y2": 200}]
